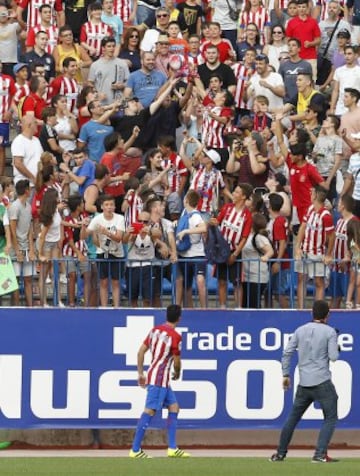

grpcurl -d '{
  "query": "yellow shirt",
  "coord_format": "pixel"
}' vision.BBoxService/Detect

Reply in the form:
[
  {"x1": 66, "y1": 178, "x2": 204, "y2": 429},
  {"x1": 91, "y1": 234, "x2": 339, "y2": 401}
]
[
  {"x1": 57, "y1": 44, "x2": 83, "y2": 83},
  {"x1": 297, "y1": 89, "x2": 319, "y2": 114}
]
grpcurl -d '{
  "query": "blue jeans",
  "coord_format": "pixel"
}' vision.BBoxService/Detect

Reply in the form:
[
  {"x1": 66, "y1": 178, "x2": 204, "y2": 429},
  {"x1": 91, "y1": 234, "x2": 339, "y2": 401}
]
[
  {"x1": 136, "y1": 5, "x2": 155, "y2": 26},
  {"x1": 277, "y1": 380, "x2": 338, "y2": 458}
]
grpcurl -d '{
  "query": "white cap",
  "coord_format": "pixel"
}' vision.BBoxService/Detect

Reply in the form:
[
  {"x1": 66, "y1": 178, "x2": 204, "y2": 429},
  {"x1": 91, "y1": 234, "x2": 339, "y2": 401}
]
[
  {"x1": 351, "y1": 132, "x2": 360, "y2": 140},
  {"x1": 204, "y1": 149, "x2": 221, "y2": 164}
]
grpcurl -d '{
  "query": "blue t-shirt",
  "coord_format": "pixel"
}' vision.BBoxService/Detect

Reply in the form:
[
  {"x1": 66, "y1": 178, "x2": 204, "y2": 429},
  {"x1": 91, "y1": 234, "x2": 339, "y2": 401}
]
[
  {"x1": 101, "y1": 13, "x2": 123, "y2": 44},
  {"x1": 76, "y1": 159, "x2": 96, "y2": 195},
  {"x1": 126, "y1": 69, "x2": 167, "y2": 107},
  {"x1": 78, "y1": 121, "x2": 114, "y2": 162}
]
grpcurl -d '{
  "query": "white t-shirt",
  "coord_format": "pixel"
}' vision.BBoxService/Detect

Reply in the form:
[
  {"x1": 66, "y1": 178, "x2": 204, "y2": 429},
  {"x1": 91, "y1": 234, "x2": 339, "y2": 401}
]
[
  {"x1": 127, "y1": 234, "x2": 155, "y2": 267},
  {"x1": 334, "y1": 65, "x2": 360, "y2": 116},
  {"x1": 242, "y1": 232, "x2": 272, "y2": 284},
  {"x1": 11, "y1": 134, "x2": 43, "y2": 186},
  {"x1": 41, "y1": 210, "x2": 61, "y2": 243},
  {"x1": 249, "y1": 72, "x2": 285, "y2": 111},
  {"x1": 87, "y1": 212, "x2": 125, "y2": 257},
  {"x1": 178, "y1": 211, "x2": 205, "y2": 258}
]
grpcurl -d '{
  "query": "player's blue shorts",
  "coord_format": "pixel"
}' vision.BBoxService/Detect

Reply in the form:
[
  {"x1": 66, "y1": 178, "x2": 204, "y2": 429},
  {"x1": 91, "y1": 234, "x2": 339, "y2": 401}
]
[
  {"x1": 328, "y1": 270, "x2": 349, "y2": 298},
  {"x1": 145, "y1": 385, "x2": 177, "y2": 411}
]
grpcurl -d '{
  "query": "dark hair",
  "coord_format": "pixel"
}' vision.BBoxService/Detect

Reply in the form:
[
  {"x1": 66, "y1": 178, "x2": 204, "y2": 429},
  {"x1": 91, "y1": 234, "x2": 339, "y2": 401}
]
[
  {"x1": 312, "y1": 299, "x2": 329, "y2": 321},
  {"x1": 41, "y1": 106, "x2": 57, "y2": 122},
  {"x1": 39, "y1": 188, "x2": 58, "y2": 226},
  {"x1": 208, "y1": 73, "x2": 223, "y2": 83},
  {"x1": 290, "y1": 143, "x2": 307, "y2": 158},
  {"x1": 67, "y1": 193, "x2": 83, "y2": 212},
  {"x1": 245, "y1": 22, "x2": 260, "y2": 43},
  {"x1": 100, "y1": 194, "x2": 115, "y2": 205},
  {"x1": 51, "y1": 94, "x2": 65, "y2": 107},
  {"x1": 296, "y1": 0, "x2": 309, "y2": 5},
  {"x1": 344, "y1": 87, "x2": 360, "y2": 102},
  {"x1": 168, "y1": 20, "x2": 181, "y2": 28},
  {"x1": 340, "y1": 194, "x2": 354, "y2": 212},
  {"x1": 124, "y1": 176, "x2": 140, "y2": 192},
  {"x1": 59, "y1": 25, "x2": 73, "y2": 36},
  {"x1": 35, "y1": 163, "x2": 55, "y2": 192},
  {"x1": 88, "y1": 100, "x2": 98, "y2": 115},
  {"x1": 72, "y1": 147, "x2": 87, "y2": 156},
  {"x1": 344, "y1": 44, "x2": 358, "y2": 54},
  {"x1": 29, "y1": 76, "x2": 40, "y2": 93},
  {"x1": 166, "y1": 304, "x2": 182, "y2": 323},
  {"x1": 287, "y1": 37, "x2": 301, "y2": 48},
  {"x1": 104, "y1": 131, "x2": 122, "y2": 152},
  {"x1": 63, "y1": 56, "x2": 77, "y2": 69},
  {"x1": 39, "y1": 3, "x2": 51, "y2": 12},
  {"x1": 157, "y1": 135, "x2": 176, "y2": 151},
  {"x1": 88, "y1": 2, "x2": 102, "y2": 12},
  {"x1": 313, "y1": 185, "x2": 328, "y2": 203},
  {"x1": 145, "y1": 148, "x2": 162, "y2": 170},
  {"x1": 327, "y1": 114, "x2": 340, "y2": 131},
  {"x1": 101, "y1": 36, "x2": 116, "y2": 47},
  {"x1": 121, "y1": 27, "x2": 141, "y2": 52},
  {"x1": 252, "y1": 212, "x2": 268, "y2": 235},
  {"x1": 270, "y1": 24, "x2": 285, "y2": 44},
  {"x1": 296, "y1": 128, "x2": 310, "y2": 144},
  {"x1": 15, "y1": 179, "x2": 30, "y2": 196},
  {"x1": 268, "y1": 192, "x2": 284, "y2": 212},
  {"x1": 95, "y1": 163, "x2": 109, "y2": 180},
  {"x1": 186, "y1": 189, "x2": 200, "y2": 208},
  {"x1": 347, "y1": 217, "x2": 360, "y2": 250},
  {"x1": 76, "y1": 85, "x2": 95, "y2": 109},
  {"x1": 237, "y1": 182, "x2": 253, "y2": 199}
]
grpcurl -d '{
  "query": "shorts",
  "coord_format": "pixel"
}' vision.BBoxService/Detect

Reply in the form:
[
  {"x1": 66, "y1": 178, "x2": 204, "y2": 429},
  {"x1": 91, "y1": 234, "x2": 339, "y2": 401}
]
[
  {"x1": 37, "y1": 240, "x2": 59, "y2": 253},
  {"x1": 66, "y1": 259, "x2": 91, "y2": 276},
  {"x1": 0, "y1": 122, "x2": 10, "y2": 146},
  {"x1": 126, "y1": 265, "x2": 154, "y2": 301},
  {"x1": 328, "y1": 270, "x2": 349, "y2": 298},
  {"x1": 145, "y1": 384, "x2": 177, "y2": 411},
  {"x1": 12, "y1": 252, "x2": 35, "y2": 277},
  {"x1": 178, "y1": 257, "x2": 206, "y2": 289},
  {"x1": 97, "y1": 253, "x2": 122, "y2": 280},
  {"x1": 294, "y1": 253, "x2": 327, "y2": 278},
  {"x1": 270, "y1": 268, "x2": 289, "y2": 295},
  {"x1": 217, "y1": 261, "x2": 242, "y2": 286}
]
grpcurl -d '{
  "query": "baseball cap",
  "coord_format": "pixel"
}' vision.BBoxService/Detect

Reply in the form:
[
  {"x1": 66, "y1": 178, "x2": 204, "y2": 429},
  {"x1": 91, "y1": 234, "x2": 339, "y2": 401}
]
[
  {"x1": 337, "y1": 29, "x2": 351, "y2": 39},
  {"x1": 204, "y1": 149, "x2": 221, "y2": 164},
  {"x1": 13, "y1": 63, "x2": 28, "y2": 74},
  {"x1": 351, "y1": 132, "x2": 360, "y2": 140}
]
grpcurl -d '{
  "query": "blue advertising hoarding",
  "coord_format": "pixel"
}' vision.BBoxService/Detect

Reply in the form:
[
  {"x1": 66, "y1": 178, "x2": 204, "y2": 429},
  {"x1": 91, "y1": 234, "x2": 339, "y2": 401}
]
[{"x1": 0, "y1": 308, "x2": 356, "y2": 429}]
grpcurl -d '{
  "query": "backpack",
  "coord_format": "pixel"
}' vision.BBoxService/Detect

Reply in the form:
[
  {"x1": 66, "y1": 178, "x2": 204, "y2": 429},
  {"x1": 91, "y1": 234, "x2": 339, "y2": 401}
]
[
  {"x1": 176, "y1": 210, "x2": 201, "y2": 252},
  {"x1": 17, "y1": 95, "x2": 37, "y2": 121},
  {"x1": 204, "y1": 225, "x2": 231, "y2": 264}
]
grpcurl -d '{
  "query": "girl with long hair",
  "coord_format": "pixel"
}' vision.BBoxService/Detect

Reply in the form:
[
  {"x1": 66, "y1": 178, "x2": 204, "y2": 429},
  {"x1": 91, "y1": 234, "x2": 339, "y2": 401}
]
[{"x1": 37, "y1": 188, "x2": 64, "y2": 307}]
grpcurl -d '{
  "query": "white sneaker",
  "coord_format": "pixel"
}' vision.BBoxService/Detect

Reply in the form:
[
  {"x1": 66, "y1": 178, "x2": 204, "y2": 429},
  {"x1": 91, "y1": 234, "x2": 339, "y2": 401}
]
[
  {"x1": 59, "y1": 274, "x2": 68, "y2": 284},
  {"x1": 45, "y1": 276, "x2": 52, "y2": 284},
  {"x1": 58, "y1": 301, "x2": 65, "y2": 308}
]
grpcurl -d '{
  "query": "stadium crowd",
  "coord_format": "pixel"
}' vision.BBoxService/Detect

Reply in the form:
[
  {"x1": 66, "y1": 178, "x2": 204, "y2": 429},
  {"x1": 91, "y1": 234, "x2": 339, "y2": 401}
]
[{"x1": 1, "y1": 0, "x2": 360, "y2": 309}]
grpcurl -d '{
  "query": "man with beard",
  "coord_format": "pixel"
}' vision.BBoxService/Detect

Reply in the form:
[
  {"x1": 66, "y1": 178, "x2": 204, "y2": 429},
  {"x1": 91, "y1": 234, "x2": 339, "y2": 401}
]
[{"x1": 124, "y1": 51, "x2": 167, "y2": 107}]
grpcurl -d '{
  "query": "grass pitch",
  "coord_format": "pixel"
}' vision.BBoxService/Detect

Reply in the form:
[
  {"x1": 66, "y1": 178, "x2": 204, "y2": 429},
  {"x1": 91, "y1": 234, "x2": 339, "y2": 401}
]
[{"x1": 0, "y1": 457, "x2": 359, "y2": 476}]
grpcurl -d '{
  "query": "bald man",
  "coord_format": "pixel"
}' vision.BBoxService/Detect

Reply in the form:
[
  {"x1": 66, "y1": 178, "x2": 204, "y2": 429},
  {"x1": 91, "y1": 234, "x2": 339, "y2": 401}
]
[{"x1": 11, "y1": 115, "x2": 44, "y2": 187}]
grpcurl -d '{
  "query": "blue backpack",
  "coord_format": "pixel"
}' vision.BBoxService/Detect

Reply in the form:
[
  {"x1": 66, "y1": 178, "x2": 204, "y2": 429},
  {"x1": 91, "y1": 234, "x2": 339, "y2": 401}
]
[
  {"x1": 204, "y1": 225, "x2": 231, "y2": 264},
  {"x1": 176, "y1": 210, "x2": 201, "y2": 252}
]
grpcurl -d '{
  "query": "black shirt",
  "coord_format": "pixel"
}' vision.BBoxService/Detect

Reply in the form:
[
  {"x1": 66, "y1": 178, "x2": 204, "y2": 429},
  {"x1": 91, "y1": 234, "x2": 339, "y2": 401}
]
[
  {"x1": 22, "y1": 51, "x2": 55, "y2": 83},
  {"x1": 197, "y1": 63, "x2": 236, "y2": 89},
  {"x1": 111, "y1": 107, "x2": 151, "y2": 148}
]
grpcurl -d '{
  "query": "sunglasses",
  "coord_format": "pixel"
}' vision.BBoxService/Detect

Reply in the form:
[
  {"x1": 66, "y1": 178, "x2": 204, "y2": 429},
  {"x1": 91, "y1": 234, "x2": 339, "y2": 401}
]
[
  {"x1": 130, "y1": 34, "x2": 139, "y2": 38},
  {"x1": 273, "y1": 30, "x2": 283, "y2": 34},
  {"x1": 157, "y1": 13, "x2": 169, "y2": 18}
]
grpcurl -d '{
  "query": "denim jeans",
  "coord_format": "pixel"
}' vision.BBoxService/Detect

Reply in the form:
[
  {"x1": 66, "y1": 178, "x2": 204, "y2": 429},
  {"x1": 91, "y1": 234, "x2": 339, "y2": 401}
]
[
  {"x1": 136, "y1": 5, "x2": 155, "y2": 26},
  {"x1": 277, "y1": 380, "x2": 338, "y2": 458}
]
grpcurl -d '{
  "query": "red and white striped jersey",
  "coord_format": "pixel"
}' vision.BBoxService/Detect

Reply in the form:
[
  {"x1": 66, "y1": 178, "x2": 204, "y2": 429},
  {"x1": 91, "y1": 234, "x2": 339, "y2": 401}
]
[
  {"x1": 187, "y1": 53, "x2": 204, "y2": 67},
  {"x1": 144, "y1": 323, "x2": 182, "y2": 388},
  {"x1": 124, "y1": 190, "x2": 143, "y2": 227},
  {"x1": 50, "y1": 76, "x2": 79, "y2": 114},
  {"x1": 80, "y1": 21, "x2": 113, "y2": 59},
  {"x1": 113, "y1": 0, "x2": 132, "y2": 23},
  {"x1": 63, "y1": 214, "x2": 88, "y2": 257},
  {"x1": 26, "y1": 24, "x2": 59, "y2": 54},
  {"x1": 217, "y1": 203, "x2": 252, "y2": 251},
  {"x1": 162, "y1": 152, "x2": 188, "y2": 193},
  {"x1": 302, "y1": 205, "x2": 335, "y2": 256},
  {"x1": 333, "y1": 215, "x2": 355, "y2": 271},
  {"x1": 202, "y1": 106, "x2": 233, "y2": 148},
  {"x1": 190, "y1": 166, "x2": 225, "y2": 213},
  {"x1": 13, "y1": 82, "x2": 30, "y2": 105},
  {"x1": 18, "y1": 0, "x2": 63, "y2": 30},
  {"x1": 231, "y1": 63, "x2": 253, "y2": 109},
  {"x1": 0, "y1": 74, "x2": 16, "y2": 121},
  {"x1": 239, "y1": 7, "x2": 270, "y2": 44}
]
